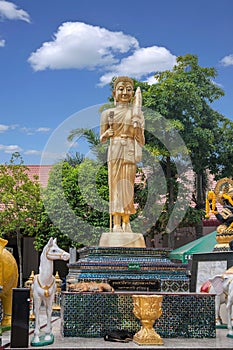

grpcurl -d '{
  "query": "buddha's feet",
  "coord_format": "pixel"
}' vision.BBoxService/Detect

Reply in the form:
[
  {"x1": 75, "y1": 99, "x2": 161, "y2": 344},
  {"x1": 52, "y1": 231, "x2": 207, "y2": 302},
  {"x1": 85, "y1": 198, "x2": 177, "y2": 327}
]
[
  {"x1": 122, "y1": 222, "x2": 132, "y2": 232},
  {"x1": 113, "y1": 225, "x2": 123, "y2": 232}
]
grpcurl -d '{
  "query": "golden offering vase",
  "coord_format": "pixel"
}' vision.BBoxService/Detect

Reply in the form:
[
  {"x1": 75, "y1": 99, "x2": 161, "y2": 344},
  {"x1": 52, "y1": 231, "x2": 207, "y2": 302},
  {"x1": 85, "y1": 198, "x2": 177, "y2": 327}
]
[{"x1": 132, "y1": 294, "x2": 163, "y2": 345}]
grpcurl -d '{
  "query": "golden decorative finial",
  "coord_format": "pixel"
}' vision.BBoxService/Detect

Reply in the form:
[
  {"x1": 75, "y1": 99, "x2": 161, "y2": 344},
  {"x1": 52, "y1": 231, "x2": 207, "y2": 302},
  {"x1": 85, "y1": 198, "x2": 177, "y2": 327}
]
[
  {"x1": 25, "y1": 271, "x2": 35, "y2": 321},
  {"x1": 55, "y1": 271, "x2": 62, "y2": 292}
]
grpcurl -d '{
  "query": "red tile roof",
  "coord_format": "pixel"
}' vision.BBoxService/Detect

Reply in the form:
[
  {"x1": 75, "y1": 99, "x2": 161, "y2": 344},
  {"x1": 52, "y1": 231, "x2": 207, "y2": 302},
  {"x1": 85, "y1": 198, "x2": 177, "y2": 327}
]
[{"x1": 26, "y1": 165, "x2": 53, "y2": 188}]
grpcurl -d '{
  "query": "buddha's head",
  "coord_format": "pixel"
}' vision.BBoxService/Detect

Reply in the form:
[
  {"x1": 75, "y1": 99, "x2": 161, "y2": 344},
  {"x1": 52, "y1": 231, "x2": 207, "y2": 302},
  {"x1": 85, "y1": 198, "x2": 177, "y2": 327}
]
[{"x1": 113, "y1": 76, "x2": 134, "y2": 104}]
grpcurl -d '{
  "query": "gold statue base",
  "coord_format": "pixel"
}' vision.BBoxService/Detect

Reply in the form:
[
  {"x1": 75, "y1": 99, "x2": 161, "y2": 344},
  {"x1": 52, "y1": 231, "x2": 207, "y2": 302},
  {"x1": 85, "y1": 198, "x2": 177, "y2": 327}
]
[
  {"x1": 99, "y1": 232, "x2": 146, "y2": 248},
  {"x1": 52, "y1": 305, "x2": 61, "y2": 312},
  {"x1": 214, "y1": 243, "x2": 231, "y2": 250},
  {"x1": 133, "y1": 329, "x2": 163, "y2": 345},
  {"x1": 214, "y1": 227, "x2": 233, "y2": 250},
  {"x1": 132, "y1": 294, "x2": 163, "y2": 345}
]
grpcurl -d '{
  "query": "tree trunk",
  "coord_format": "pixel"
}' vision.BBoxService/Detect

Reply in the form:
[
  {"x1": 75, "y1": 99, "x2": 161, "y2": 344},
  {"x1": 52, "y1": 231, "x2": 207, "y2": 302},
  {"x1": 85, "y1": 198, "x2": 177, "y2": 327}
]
[
  {"x1": 166, "y1": 156, "x2": 175, "y2": 248},
  {"x1": 166, "y1": 156, "x2": 174, "y2": 210},
  {"x1": 196, "y1": 173, "x2": 204, "y2": 207},
  {"x1": 17, "y1": 230, "x2": 23, "y2": 287},
  {"x1": 195, "y1": 172, "x2": 203, "y2": 238},
  {"x1": 168, "y1": 230, "x2": 175, "y2": 250}
]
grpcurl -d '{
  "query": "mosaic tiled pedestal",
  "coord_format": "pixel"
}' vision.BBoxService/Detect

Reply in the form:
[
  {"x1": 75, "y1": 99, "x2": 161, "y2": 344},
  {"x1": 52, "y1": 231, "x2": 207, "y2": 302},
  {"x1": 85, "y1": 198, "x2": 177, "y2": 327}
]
[
  {"x1": 61, "y1": 292, "x2": 216, "y2": 339},
  {"x1": 68, "y1": 247, "x2": 189, "y2": 292}
]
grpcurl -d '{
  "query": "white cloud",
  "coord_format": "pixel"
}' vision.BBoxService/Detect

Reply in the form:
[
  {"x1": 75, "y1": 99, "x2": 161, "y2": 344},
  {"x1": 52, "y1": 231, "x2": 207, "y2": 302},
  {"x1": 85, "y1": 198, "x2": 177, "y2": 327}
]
[
  {"x1": 145, "y1": 75, "x2": 159, "y2": 85},
  {"x1": 0, "y1": 144, "x2": 22, "y2": 153},
  {"x1": 0, "y1": 123, "x2": 17, "y2": 132},
  {"x1": 0, "y1": 39, "x2": 5, "y2": 47},
  {"x1": 28, "y1": 21, "x2": 177, "y2": 86},
  {"x1": 24, "y1": 150, "x2": 41, "y2": 156},
  {"x1": 20, "y1": 126, "x2": 34, "y2": 135},
  {"x1": 0, "y1": 124, "x2": 9, "y2": 132},
  {"x1": 36, "y1": 127, "x2": 51, "y2": 133},
  {"x1": 99, "y1": 46, "x2": 176, "y2": 86},
  {"x1": 20, "y1": 126, "x2": 51, "y2": 135},
  {"x1": 28, "y1": 22, "x2": 139, "y2": 71},
  {"x1": 0, "y1": 0, "x2": 30, "y2": 22},
  {"x1": 220, "y1": 54, "x2": 233, "y2": 66},
  {"x1": 211, "y1": 79, "x2": 223, "y2": 88}
]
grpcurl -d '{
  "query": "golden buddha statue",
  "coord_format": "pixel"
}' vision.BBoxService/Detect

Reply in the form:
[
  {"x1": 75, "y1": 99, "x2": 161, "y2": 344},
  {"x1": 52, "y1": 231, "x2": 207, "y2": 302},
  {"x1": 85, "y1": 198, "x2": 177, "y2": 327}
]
[{"x1": 100, "y1": 76, "x2": 145, "y2": 234}]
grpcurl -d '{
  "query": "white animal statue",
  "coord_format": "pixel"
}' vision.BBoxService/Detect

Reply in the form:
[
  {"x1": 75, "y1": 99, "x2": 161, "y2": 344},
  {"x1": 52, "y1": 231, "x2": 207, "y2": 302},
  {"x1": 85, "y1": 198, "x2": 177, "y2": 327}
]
[
  {"x1": 209, "y1": 274, "x2": 233, "y2": 337},
  {"x1": 200, "y1": 279, "x2": 227, "y2": 326},
  {"x1": 31, "y1": 238, "x2": 70, "y2": 345}
]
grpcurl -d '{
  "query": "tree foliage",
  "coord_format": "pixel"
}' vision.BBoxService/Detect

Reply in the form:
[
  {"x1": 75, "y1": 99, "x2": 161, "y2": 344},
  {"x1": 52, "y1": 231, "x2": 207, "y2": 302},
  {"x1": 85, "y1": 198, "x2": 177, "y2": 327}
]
[
  {"x1": 142, "y1": 54, "x2": 232, "y2": 179},
  {"x1": 37, "y1": 160, "x2": 110, "y2": 248},
  {"x1": 136, "y1": 54, "x2": 233, "y2": 242},
  {"x1": 0, "y1": 153, "x2": 42, "y2": 286}
]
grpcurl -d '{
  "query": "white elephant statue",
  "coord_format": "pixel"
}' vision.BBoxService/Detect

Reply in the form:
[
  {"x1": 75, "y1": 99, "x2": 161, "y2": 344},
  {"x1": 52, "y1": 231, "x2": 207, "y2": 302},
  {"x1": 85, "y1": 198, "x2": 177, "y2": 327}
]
[
  {"x1": 209, "y1": 274, "x2": 233, "y2": 337},
  {"x1": 200, "y1": 280, "x2": 227, "y2": 327}
]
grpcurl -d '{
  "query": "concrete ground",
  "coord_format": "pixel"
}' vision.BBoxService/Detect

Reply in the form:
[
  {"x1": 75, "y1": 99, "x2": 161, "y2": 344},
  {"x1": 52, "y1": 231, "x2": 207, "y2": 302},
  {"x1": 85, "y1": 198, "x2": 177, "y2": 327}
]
[{"x1": 2, "y1": 311, "x2": 233, "y2": 350}]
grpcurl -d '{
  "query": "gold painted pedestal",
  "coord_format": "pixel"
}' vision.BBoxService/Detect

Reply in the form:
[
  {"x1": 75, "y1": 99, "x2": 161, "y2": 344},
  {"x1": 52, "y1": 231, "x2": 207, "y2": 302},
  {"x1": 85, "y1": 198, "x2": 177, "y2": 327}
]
[
  {"x1": 99, "y1": 232, "x2": 146, "y2": 248},
  {"x1": 132, "y1": 294, "x2": 163, "y2": 345},
  {"x1": 214, "y1": 226, "x2": 233, "y2": 251}
]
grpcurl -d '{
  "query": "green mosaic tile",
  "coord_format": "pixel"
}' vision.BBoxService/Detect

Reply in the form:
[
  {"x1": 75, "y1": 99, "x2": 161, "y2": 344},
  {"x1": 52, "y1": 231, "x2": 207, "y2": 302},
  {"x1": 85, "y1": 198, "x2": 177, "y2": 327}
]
[{"x1": 61, "y1": 293, "x2": 216, "y2": 339}]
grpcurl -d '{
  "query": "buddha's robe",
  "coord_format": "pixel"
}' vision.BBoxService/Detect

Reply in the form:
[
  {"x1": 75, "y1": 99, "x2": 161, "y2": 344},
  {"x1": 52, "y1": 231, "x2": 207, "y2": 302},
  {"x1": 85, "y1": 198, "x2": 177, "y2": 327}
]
[{"x1": 100, "y1": 104, "x2": 144, "y2": 215}]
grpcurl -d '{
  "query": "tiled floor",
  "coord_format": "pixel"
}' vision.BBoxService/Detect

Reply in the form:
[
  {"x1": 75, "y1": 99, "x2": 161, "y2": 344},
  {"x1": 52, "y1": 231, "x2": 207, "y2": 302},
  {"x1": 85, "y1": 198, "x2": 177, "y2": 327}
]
[{"x1": 3, "y1": 313, "x2": 233, "y2": 349}]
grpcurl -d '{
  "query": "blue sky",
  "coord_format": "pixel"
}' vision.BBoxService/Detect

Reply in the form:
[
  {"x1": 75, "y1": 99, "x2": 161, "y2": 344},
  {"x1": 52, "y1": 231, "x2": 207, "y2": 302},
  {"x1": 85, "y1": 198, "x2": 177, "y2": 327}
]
[{"x1": 0, "y1": 0, "x2": 233, "y2": 165}]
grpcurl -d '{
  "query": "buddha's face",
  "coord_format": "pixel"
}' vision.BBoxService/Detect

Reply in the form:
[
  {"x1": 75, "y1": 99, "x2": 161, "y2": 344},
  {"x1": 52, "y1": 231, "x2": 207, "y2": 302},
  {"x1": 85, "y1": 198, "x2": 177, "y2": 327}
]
[{"x1": 113, "y1": 81, "x2": 134, "y2": 103}]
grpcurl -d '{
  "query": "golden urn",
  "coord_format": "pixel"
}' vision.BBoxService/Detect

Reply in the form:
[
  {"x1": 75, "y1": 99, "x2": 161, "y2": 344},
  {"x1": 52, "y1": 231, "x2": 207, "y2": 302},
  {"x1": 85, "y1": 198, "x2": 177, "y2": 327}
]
[{"x1": 132, "y1": 294, "x2": 163, "y2": 345}]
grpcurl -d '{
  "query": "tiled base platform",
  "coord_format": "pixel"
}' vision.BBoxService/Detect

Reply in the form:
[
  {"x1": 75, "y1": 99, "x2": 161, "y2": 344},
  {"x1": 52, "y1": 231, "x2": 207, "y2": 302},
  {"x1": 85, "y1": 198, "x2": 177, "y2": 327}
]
[
  {"x1": 68, "y1": 247, "x2": 189, "y2": 292},
  {"x1": 61, "y1": 291, "x2": 215, "y2": 339}
]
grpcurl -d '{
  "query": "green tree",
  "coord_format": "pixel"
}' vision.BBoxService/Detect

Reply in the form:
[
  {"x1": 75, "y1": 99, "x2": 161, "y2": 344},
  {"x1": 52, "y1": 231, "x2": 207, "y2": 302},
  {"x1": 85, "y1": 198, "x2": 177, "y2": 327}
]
[
  {"x1": 33, "y1": 206, "x2": 76, "y2": 251},
  {"x1": 40, "y1": 160, "x2": 110, "y2": 247},
  {"x1": 139, "y1": 54, "x2": 233, "y2": 239},
  {"x1": 35, "y1": 162, "x2": 81, "y2": 250},
  {"x1": 0, "y1": 153, "x2": 42, "y2": 286},
  {"x1": 208, "y1": 118, "x2": 233, "y2": 179},
  {"x1": 67, "y1": 129, "x2": 107, "y2": 163},
  {"x1": 63, "y1": 151, "x2": 85, "y2": 167}
]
